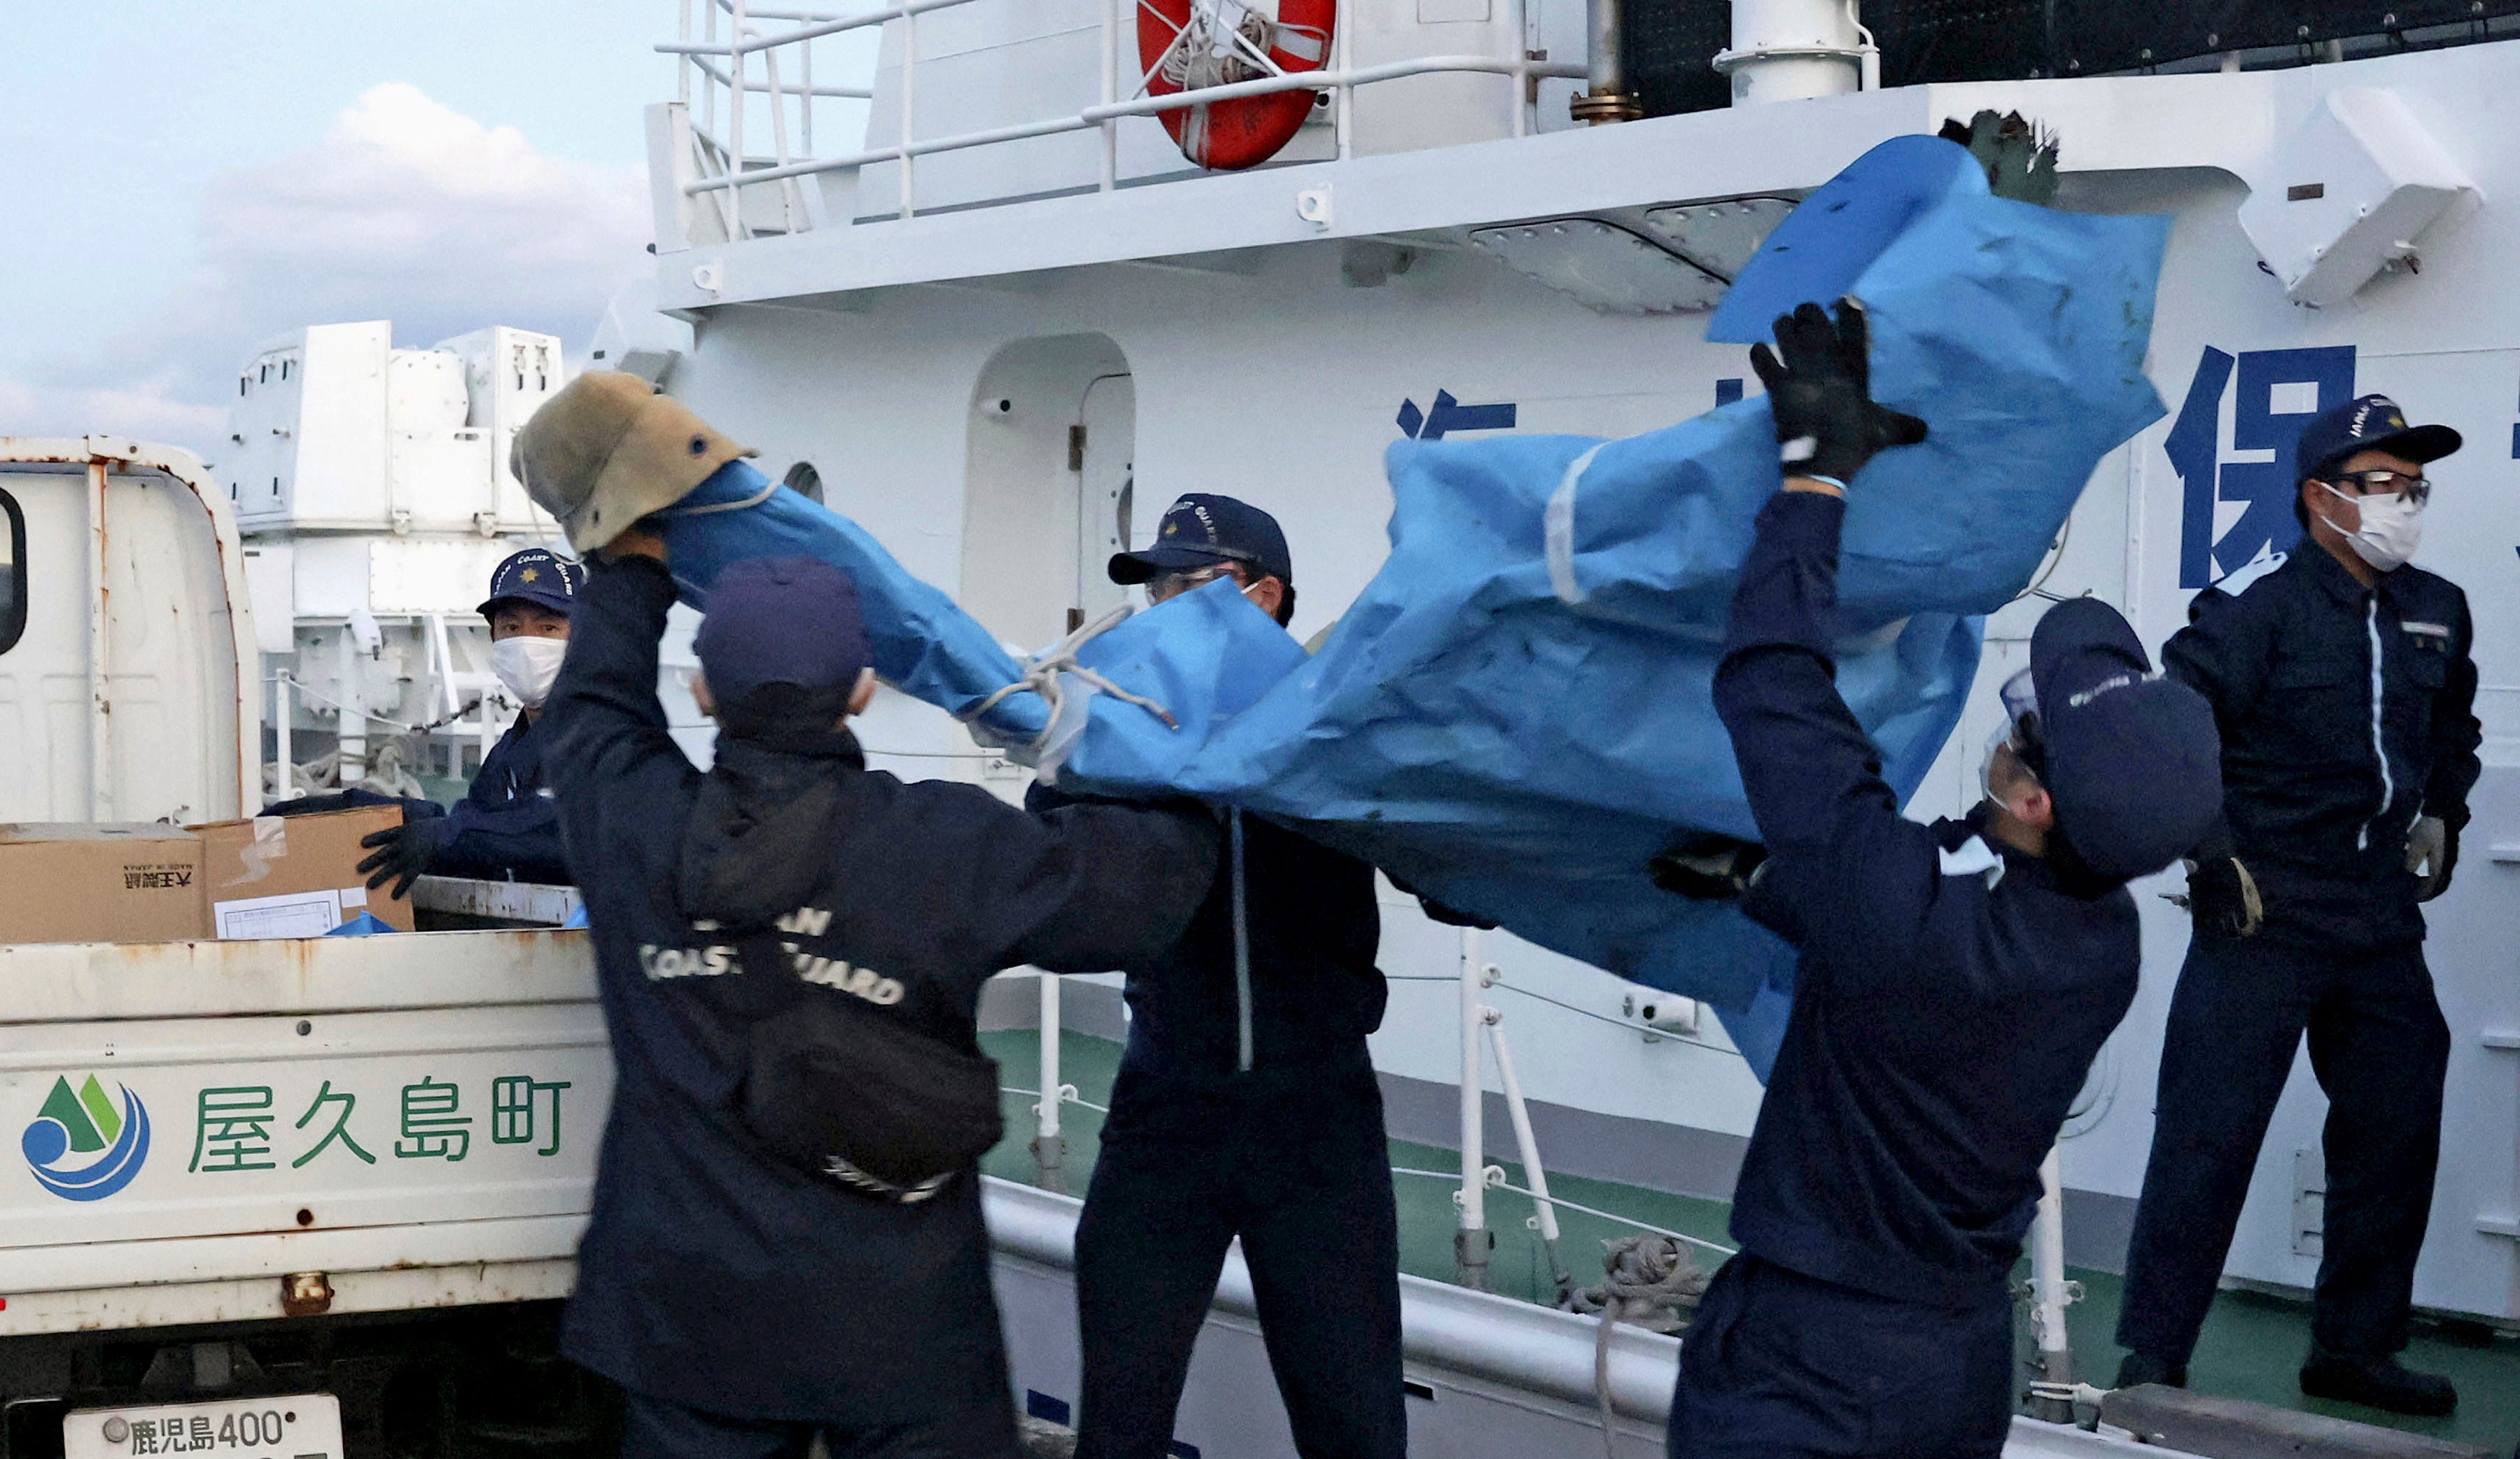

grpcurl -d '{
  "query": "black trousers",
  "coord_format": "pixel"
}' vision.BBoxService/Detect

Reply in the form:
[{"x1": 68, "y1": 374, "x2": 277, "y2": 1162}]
[
  {"x1": 2117, "y1": 935, "x2": 2449, "y2": 1363},
  {"x1": 1667, "y1": 1255, "x2": 2015, "y2": 1459},
  {"x1": 1072, "y1": 1057, "x2": 1406, "y2": 1459},
  {"x1": 617, "y1": 1388, "x2": 1018, "y2": 1459}
]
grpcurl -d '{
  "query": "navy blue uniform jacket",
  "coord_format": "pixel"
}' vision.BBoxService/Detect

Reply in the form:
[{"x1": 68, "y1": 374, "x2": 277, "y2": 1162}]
[
  {"x1": 1026, "y1": 786, "x2": 1385, "y2": 1077},
  {"x1": 2164, "y1": 545, "x2": 2479, "y2": 949},
  {"x1": 435, "y1": 715, "x2": 571, "y2": 884},
  {"x1": 1716, "y1": 491, "x2": 2141, "y2": 1307},
  {"x1": 545, "y1": 557, "x2": 1219, "y2": 1423}
]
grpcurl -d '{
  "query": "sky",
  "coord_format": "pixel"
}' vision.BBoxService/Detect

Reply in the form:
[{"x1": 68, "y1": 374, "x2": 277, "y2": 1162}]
[{"x1": 1, "y1": 2, "x2": 867, "y2": 463}]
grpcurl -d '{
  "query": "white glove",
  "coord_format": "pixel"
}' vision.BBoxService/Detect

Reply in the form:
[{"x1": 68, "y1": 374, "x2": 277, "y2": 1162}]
[
  {"x1": 2406, "y1": 815, "x2": 2454, "y2": 902},
  {"x1": 2405, "y1": 816, "x2": 2445, "y2": 875}
]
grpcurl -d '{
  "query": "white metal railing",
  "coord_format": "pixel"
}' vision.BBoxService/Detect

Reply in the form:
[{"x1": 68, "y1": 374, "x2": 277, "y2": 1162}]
[
  {"x1": 1002, "y1": 930, "x2": 1721, "y2": 1306},
  {"x1": 660, "y1": 0, "x2": 1586, "y2": 229}
]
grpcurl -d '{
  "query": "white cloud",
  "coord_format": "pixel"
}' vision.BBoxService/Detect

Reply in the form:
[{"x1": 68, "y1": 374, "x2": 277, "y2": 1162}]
[
  {"x1": 0, "y1": 377, "x2": 227, "y2": 447},
  {"x1": 4, "y1": 84, "x2": 650, "y2": 461}
]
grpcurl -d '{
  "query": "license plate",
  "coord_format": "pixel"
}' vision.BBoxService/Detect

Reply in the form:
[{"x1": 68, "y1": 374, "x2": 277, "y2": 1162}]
[{"x1": 65, "y1": 1395, "x2": 342, "y2": 1459}]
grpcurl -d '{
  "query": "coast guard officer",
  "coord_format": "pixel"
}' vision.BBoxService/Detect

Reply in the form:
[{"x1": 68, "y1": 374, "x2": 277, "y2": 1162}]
[
  {"x1": 356, "y1": 547, "x2": 584, "y2": 892},
  {"x1": 520, "y1": 372, "x2": 1224, "y2": 1459},
  {"x1": 1667, "y1": 301, "x2": 2222, "y2": 1458},
  {"x1": 1032, "y1": 494, "x2": 1407, "y2": 1459},
  {"x1": 2117, "y1": 395, "x2": 2478, "y2": 1416}
]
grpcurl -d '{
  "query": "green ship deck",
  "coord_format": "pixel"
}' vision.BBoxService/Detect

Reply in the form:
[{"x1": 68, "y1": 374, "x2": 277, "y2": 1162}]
[{"x1": 979, "y1": 1028, "x2": 2520, "y2": 1452}]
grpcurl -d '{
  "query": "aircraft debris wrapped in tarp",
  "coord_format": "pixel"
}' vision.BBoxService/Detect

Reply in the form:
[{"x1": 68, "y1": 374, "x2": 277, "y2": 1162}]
[{"x1": 649, "y1": 133, "x2": 2171, "y2": 1077}]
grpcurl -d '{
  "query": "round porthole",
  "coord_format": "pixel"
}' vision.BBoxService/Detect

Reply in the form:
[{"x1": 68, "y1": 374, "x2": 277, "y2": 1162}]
[{"x1": 783, "y1": 461, "x2": 825, "y2": 505}]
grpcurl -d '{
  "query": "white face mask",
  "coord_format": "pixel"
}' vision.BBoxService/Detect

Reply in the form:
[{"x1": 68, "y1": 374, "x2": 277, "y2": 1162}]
[
  {"x1": 2318, "y1": 480, "x2": 2426, "y2": 573},
  {"x1": 492, "y1": 636, "x2": 568, "y2": 709}
]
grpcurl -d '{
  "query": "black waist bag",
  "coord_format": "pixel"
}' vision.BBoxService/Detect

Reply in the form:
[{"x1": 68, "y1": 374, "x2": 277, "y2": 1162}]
[{"x1": 738, "y1": 959, "x2": 1004, "y2": 1204}]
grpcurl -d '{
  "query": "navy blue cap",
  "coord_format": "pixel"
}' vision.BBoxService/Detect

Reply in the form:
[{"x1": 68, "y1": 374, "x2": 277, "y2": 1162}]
[
  {"x1": 477, "y1": 548, "x2": 584, "y2": 619},
  {"x1": 2026, "y1": 597, "x2": 2222, "y2": 884},
  {"x1": 1109, "y1": 494, "x2": 1294, "y2": 586},
  {"x1": 2295, "y1": 393, "x2": 2461, "y2": 483},
  {"x1": 693, "y1": 556, "x2": 872, "y2": 705}
]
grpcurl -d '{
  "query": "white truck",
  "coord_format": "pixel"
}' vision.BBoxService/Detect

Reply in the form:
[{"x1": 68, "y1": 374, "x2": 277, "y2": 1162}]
[{"x1": 0, "y1": 440, "x2": 614, "y2": 1459}]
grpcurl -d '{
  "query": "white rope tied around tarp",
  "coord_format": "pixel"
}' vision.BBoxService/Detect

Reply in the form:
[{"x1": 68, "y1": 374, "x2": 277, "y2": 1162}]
[
  {"x1": 964, "y1": 602, "x2": 1181, "y2": 756},
  {"x1": 1565, "y1": 1234, "x2": 1710, "y2": 1458}
]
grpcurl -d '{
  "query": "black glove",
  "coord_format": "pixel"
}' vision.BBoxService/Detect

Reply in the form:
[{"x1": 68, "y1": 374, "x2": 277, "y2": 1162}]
[
  {"x1": 358, "y1": 816, "x2": 455, "y2": 900},
  {"x1": 2185, "y1": 856, "x2": 2262, "y2": 940},
  {"x1": 1415, "y1": 895, "x2": 1499, "y2": 930},
  {"x1": 1748, "y1": 298, "x2": 1929, "y2": 484},
  {"x1": 1651, "y1": 833, "x2": 1769, "y2": 901},
  {"x1": 1383, "y1": 869, "x2": 1502, "y2": 929}
]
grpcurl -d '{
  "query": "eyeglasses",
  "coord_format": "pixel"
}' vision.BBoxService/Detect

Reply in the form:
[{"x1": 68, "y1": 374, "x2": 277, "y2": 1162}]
[
  {"x1": 2323, "y1": 469, "x2": 2430, "y2": 506},
  {"x1": 1998, "y1": 666, "x2": 2038, "y2": 727},
  {"x1": 1990, "y1": 666, "x2": 2048, "y2": 782},
  {"x1": 1143, "y1": 555, "x2": 1254, "y2": 603},
  {"x1": 1144, "y1": 565, "x2": 1231, "y2": 603}
]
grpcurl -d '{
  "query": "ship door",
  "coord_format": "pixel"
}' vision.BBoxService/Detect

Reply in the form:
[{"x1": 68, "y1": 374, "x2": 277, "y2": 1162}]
[
  {"x1": 960, "y1": 334, "x2": 1135, "y2": 650},
  {"x1": 1073, "y1": 372, "x2": 1135, "y2": 632}
]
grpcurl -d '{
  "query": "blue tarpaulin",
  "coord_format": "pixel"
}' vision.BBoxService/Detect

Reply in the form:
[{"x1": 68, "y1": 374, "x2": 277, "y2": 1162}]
[
  {"x1": 325, "y1": 911, "x2": 397, "y2": 937},
  {"x1": 660, "y1": 470, "x2": 1044, "y2": 737},
  {"x1": 649, "y1": 134, "x2": 2169, "y2": 1078}
]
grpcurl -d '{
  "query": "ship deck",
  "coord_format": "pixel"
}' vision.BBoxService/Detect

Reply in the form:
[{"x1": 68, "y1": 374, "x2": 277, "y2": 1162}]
[{"x1": 979, "y1": 1028, "x2": 2520, "y2": 1452}]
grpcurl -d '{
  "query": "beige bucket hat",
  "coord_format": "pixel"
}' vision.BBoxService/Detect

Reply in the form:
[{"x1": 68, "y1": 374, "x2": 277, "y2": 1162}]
[{"x1": 512, "y1": 371, "x2": 755, "y2": 552}]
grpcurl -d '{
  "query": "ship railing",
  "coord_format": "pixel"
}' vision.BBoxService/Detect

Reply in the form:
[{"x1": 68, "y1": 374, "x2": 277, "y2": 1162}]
[
  {"x1": 658, "y1": 0, "x2": 1587, "y2": 235},
  {"x1": 995, "y1": 929, "x2": 2080, "y2": 1369}
]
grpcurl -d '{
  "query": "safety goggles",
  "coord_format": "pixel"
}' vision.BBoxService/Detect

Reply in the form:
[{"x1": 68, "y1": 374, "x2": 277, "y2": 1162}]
[{"x1": 2320, "y1": 468, "x2": 2430, "y2": 506}]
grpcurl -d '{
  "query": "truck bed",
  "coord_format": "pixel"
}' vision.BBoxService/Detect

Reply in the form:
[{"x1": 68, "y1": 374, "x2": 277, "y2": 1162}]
[{"x1": 3, "y1": 930, "x2": 602, "y2": 1338}]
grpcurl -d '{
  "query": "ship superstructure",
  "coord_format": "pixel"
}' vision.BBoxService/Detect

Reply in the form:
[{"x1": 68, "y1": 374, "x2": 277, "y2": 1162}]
[{"x1": 225, "y1": 322, "x2": 610, "y2": 796}]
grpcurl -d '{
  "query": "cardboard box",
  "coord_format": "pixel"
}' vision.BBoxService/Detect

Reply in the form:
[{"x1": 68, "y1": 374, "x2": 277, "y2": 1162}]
[
  {"x1": 0, "y1": 823, "x2": 211, "y2": 944},
  {"x1": 191, "y1": 806, "x2": 414, "y2": 938}
]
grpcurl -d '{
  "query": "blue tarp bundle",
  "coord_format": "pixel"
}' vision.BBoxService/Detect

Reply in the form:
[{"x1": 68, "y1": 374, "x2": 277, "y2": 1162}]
[{"x1": 654, "y1": 135, "x2": 2170, "y2": 1078}]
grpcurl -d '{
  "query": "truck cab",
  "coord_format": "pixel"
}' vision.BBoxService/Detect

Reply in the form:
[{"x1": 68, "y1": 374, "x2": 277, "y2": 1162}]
[{"x1": 0, "y1": 440, "x2": 254, "y2": 828}]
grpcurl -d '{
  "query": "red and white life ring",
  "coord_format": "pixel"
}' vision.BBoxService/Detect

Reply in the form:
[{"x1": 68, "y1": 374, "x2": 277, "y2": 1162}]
[{"x1": 1138, "y1": 0, "x2": 1334, "y2": 171}]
